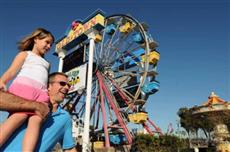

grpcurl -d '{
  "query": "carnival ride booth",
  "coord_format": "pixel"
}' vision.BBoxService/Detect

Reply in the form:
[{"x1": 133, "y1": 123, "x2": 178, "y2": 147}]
[
  {"x1": 55, "y1": 10, "x2": 162, "y2": 150},
  {"x1": 191, "y1": 92, "x2": 230, "y2": 152}
]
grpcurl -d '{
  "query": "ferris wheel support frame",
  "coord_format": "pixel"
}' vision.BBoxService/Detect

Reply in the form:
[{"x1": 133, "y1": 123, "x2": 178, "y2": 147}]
[
  {"x1": 108, "y1": 76, "x2": 163, "y2": 136},
  {"x1": 98, "y1": 73, "x2": 110, "y2": 148},
  {"x1": 108, "y1": 77, "x2": 135, "y2": 111},
  {"x1": 142, "y1": 118, "x2": 163, "y2": 135},
  {"x1": 96, "y1": 71, "x2": 133, "y2": 144}
]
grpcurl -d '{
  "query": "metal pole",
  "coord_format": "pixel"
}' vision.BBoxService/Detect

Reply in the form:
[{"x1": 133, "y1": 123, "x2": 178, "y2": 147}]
[
  {"x1": 56, "y1": 49, "x2": 66, "y2": 72},
  {"x1": 82, "y1": 35, "x2": 95, "y2": 152},
  {"x1": 58, "y1": 57, "x2": 63, "y2": 72},
  {"x1": 98, "y1": 72, "x2": 110, "y2": 147}
]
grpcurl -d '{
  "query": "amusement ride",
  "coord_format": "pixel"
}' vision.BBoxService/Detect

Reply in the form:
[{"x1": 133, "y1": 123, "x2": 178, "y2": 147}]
[
  {"x1": 54, "y1": 10, "x2": 162, "y2": 151},
  {"x1": 191, "y1": 92, "x2": 230, "y2": 151}
]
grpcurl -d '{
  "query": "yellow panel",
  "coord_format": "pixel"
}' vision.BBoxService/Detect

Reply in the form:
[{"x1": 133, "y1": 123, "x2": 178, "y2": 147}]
[
  {"x1": 93, "y1": 141, "x2": 104, "y2": 148},
  {"x1": 95, "y1": 14, "x2": 105, "y2": 26},
  {"x1": 142, "y1": 51, "x2": 160, "y2": 65},
  {"x1": 94, "y1": 34, "x2": 102, "y2": 42},
  {"x1": 128, "y1": 112, "x2": 148, "y2": 124},
  {"x1": 119, "y1": 22, "x2": 132, "y2": 33}
]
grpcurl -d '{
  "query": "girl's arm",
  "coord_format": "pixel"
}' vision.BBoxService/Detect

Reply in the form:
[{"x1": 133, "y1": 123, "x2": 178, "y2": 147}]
[{"x1": 0, "y1": 52, "x2": 27, "y2": 90}]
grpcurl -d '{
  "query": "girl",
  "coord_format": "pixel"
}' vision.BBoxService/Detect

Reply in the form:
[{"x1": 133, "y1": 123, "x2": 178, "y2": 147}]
[{"x1": 0, "y1": 28, "x2": 54, "y2": 151}]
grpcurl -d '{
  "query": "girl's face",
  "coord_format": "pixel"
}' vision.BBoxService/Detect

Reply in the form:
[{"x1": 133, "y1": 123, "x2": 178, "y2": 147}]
[{"x1": 34, "y1": 35, "x2": 53, "y2": 56}]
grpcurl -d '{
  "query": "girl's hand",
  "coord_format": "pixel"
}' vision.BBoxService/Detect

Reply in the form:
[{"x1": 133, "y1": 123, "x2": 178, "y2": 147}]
[{"x1": 0, "y1": 79, "x2": 7, "y2": 91}]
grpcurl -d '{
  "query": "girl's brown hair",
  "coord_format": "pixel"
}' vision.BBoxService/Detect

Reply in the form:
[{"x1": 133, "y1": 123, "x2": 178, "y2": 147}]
[{"x1": 18, "y1": 28, "x2": 55, "y2": 51}]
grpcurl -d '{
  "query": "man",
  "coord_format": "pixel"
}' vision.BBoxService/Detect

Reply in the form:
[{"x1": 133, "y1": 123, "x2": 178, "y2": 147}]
[
  {"x1": 0, "y1": 91, "x2": 49, "y2": 120},
  {"x1": 0, "y1": 72, "x2": 77, "y2": 152}
]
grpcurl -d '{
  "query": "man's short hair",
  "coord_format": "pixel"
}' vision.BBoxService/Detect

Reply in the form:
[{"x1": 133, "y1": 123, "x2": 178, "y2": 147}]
[{"x1": 48, "y1": 72, "x2": 68, "y2": 84}]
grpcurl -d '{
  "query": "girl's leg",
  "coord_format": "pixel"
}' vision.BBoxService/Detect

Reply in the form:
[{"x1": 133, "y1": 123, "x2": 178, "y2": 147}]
[
  {"x1": 22, "y1": 115, "x2": 43, "y2": 152},
  {"x1": 0, "y1": 113, "x2": 28, "y2": 146}
]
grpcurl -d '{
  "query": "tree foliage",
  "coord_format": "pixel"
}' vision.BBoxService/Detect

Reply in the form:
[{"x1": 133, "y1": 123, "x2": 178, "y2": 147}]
[
  {"x1": 131, "y1": 134, "x2": 189, "y2": 152},
  {"x1": 177, "y1": 107, "x2": 217, "y2": 139}
]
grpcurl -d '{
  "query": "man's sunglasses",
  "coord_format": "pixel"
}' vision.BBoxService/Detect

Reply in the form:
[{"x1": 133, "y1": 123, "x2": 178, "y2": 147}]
[{"x1": 51, "y1": 81, "x2": 71, "y2": 88}]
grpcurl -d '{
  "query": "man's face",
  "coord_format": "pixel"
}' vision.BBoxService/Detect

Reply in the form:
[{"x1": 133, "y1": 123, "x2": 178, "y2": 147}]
[{"x1": 48, "y1": 75, "x2": 70, "y2": 104}]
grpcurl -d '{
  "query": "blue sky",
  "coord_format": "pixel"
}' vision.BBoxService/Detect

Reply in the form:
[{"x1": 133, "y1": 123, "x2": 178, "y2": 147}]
[{"x1": 0, "y1": 0, "x2": 229, "y2": 132}]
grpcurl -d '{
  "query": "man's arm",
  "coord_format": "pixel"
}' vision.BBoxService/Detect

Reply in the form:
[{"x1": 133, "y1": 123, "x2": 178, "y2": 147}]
[{"x1": 0, "y1": 91, "x2": 49, "y2": 120}]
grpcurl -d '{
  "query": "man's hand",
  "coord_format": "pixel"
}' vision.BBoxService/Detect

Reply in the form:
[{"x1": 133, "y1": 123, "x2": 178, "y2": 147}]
[{"x1": 34, "y1": 102, "x2": 50, "y2": 120}]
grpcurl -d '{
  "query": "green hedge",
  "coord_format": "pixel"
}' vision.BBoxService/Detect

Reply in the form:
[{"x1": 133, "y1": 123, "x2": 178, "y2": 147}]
[{"x1": 131, "y1": 134, "x2": 189, "y2": 152}]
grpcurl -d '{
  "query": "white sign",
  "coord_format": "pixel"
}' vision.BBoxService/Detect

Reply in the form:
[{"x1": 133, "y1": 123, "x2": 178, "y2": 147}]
[{"x1": 66, "y1": 63, "x2": 87, "y2": 93}]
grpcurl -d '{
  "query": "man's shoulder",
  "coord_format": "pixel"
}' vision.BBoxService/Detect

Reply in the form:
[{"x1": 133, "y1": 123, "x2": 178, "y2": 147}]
[
  {"x1": 57, "y1": 107, "x2": 72, "y2": 119},
  {"x1": 59, "y1": 107, "x2": 70, "y2": 114}
]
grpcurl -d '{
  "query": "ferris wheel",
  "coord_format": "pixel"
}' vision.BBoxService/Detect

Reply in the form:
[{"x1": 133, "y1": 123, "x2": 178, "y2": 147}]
[{"x1": 55, "y1": 10, "x2": 162, "y2": 150}]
